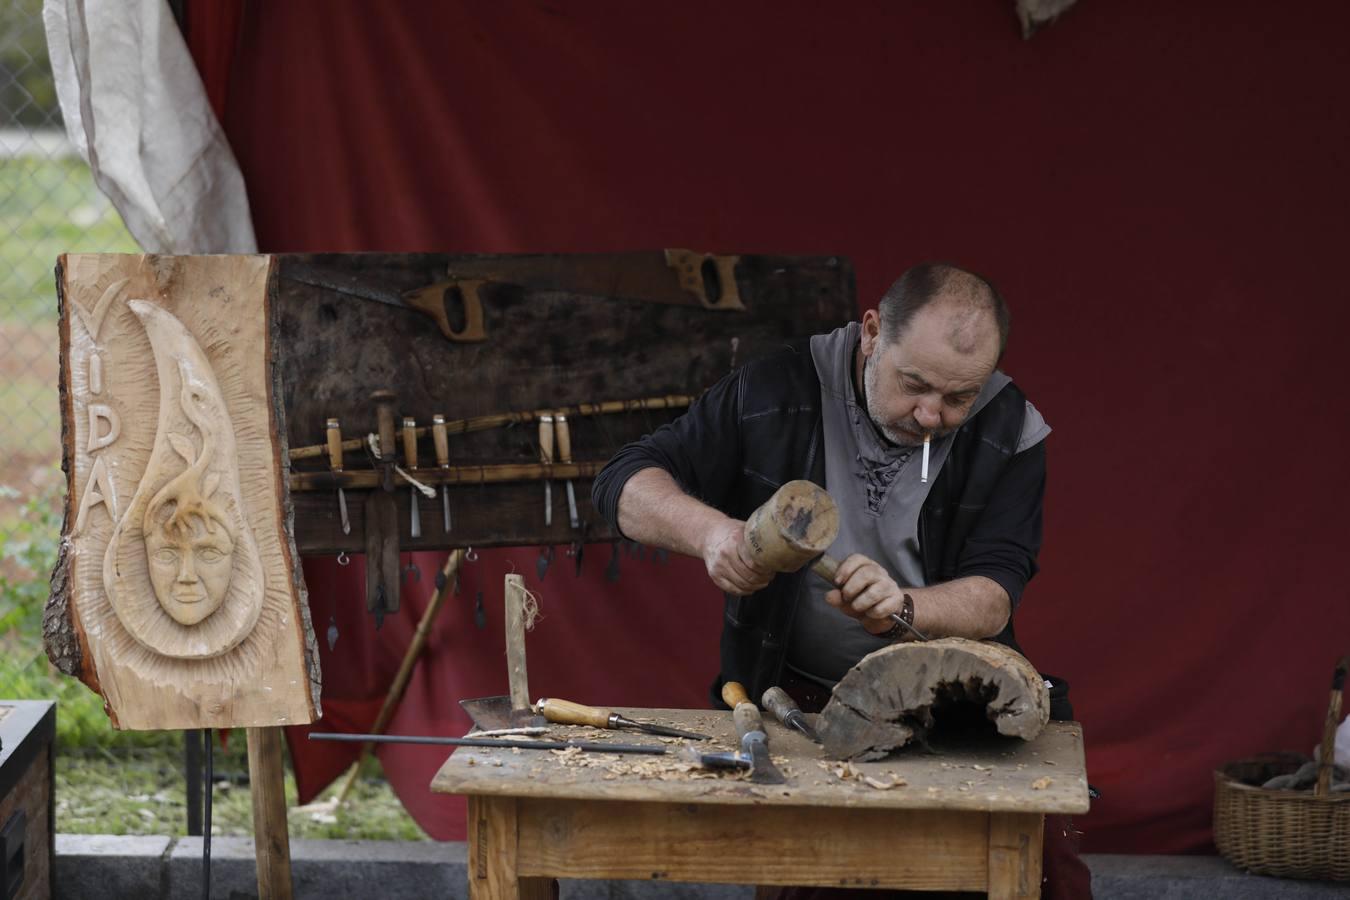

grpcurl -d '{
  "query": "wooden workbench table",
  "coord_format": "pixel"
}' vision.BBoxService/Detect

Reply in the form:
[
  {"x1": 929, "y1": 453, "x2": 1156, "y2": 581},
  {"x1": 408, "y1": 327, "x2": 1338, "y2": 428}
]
[{"x1": 431, "y1": 709, "x2": 1088, "y2": 899}]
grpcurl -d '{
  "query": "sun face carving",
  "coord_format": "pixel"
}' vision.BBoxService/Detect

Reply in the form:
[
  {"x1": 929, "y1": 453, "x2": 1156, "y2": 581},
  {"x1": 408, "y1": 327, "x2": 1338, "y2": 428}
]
[
  {"x1": 142, "y1": 374, "x2": 238, "y2": 626},
  {"x1": 103, "y1": 300, "x2": 265, "y2": 659}
]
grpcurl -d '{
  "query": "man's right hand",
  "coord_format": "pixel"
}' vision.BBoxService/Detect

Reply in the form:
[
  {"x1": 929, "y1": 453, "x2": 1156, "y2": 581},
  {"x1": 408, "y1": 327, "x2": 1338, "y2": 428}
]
[{"x1": 701, "y1": 518, "x2": 775, "y2": 596}]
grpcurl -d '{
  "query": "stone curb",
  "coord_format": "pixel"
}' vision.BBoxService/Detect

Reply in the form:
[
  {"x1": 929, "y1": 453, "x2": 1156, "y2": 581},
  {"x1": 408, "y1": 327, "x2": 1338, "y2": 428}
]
[{"x1": 53, "y1": 836, "x2": 1349, "y2": 899}]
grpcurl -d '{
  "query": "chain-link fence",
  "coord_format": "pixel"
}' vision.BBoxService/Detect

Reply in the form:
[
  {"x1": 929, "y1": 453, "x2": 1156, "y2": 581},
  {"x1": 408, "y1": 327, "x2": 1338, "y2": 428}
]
[
  {"x1": 0, "y1": 4, "x2": 425, "y2": 843},
  {"x1": 1, "y1": 0, "x2": 139, "y2": 539}
]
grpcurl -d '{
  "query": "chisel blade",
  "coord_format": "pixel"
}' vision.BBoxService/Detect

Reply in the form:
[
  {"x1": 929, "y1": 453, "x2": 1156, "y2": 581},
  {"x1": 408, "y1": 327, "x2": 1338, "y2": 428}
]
[
  {"x1": 616, "y1": 717, "x2": 711, "y2": 741},
  {"x1": 746, "y1": 740, "x2": 787, "y2": 784},
  {"x1": 565, "y1": 480, "x2": 579, "y2": 529}
]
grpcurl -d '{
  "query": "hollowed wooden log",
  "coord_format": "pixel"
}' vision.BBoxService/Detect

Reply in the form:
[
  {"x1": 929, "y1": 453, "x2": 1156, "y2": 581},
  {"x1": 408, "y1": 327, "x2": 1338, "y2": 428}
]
[{"x1": 818, "y1": 638, "x2": 1050, "y2": 761}]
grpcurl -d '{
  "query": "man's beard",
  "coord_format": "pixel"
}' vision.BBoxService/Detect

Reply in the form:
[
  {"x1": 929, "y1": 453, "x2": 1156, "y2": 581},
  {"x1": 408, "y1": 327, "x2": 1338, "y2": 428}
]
[{"x1": 862, "y1": 351, "x2": 926, "y2": 447}]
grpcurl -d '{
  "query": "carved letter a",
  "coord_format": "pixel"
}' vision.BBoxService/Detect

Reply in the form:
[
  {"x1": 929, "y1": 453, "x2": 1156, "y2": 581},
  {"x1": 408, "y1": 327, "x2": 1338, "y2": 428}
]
[{"x1": 73, "y1": 455, "x2": 118, "y2": 535}]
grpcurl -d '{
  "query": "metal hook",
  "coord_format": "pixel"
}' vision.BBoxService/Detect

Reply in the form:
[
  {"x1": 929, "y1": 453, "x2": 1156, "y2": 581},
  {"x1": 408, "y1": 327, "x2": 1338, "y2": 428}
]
[
  {"x1": 336, "y1": 551, "x2": 350, "y2": 566},
  {"x1": 465, "y1": 546, "x2": 479, "y2": 562}
]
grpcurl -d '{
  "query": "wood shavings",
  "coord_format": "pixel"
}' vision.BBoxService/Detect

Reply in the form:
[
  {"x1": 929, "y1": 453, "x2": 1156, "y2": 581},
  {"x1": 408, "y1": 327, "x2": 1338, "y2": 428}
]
[
  {"x1": 1032, "y1": 776, "x2": 1054, "y2": 790},
  {"x1": 862, "y1": 775, "x2": 907, "y2": 790},
  {"x1": 972, "y1": 764, "x2": 994, "y2": 772}
]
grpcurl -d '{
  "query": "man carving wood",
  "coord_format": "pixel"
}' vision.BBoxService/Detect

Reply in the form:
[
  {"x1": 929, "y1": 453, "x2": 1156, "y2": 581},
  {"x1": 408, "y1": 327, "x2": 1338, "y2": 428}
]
[{"x1": 592, "y1": 261, "x2": 1090, "y2": 899}]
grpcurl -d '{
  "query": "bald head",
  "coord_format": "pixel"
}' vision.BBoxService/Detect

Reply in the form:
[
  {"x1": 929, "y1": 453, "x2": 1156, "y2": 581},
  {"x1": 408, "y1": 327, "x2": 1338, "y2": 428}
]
[{"x1": 878, "y1": 262, "x2": 1009, "y2": 361}]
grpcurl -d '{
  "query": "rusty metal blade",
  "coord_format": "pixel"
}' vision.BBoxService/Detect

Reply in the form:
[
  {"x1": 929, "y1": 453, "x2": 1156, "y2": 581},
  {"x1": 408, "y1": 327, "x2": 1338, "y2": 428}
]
[
  {"x1": 459, "y1": 696, "x2": 546, "y2": 730},
  {"x1": 746, "y1": 740, "x2": 787, "y2": 784}
]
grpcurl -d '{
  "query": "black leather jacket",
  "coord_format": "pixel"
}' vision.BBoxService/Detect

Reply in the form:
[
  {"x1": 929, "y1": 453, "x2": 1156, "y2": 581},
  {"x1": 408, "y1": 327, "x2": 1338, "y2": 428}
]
[{"x1": 593, "y1": 341, "x2": 1061, "y2": 713}]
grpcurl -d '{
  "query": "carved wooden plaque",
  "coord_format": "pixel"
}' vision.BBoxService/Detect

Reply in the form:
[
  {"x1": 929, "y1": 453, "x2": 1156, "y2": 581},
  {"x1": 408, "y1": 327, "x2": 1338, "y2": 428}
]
[{"x1": 47, "y1": 254, "x2": 320, "y2": 730}]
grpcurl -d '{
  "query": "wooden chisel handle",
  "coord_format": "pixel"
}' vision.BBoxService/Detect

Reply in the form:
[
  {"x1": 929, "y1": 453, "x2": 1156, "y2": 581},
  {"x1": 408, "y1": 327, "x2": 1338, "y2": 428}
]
[
  {"x1": 721, "y1": 680, "x2": 750, "y2": 708},
  {"x1": 721, "y1": 680, "x2": 767, "y2": 739},
  {"x1": 402, "y1": 417, "x2": 418, "y2": 468},
  {"x1": 535, "y1": 697, "x2": 613, "y2": 729},
  {"x1": 761, "y1": 686, "x2": 801, "y2": 726},
  {"x1": 326, "y1": 418, "x2": 344, "y2": 471},
  {"x1": 539, "y1": 414, "x2": 555, "y2": 464},
  {"x1": 555, "y1": 414, "x2": 573, "y2": 463},
  {"x1": 810, "y1": 553, "x2": 840, "y2": 582},
  {"x1": 432, "y1": 414, "x2": 449, "y2": 467}
]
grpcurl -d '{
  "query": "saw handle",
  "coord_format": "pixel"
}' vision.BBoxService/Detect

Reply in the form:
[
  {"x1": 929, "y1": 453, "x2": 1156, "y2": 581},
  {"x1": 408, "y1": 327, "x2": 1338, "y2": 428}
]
[
  {"x1": 761, "y1": 686, "x2": 802, "y2": 726},
  {"x1": 535, "y1": 697, "x2": 613, "y2": 729},
  {"x1": 400, "y1": 278, "x2": 488, "y2": 342}
]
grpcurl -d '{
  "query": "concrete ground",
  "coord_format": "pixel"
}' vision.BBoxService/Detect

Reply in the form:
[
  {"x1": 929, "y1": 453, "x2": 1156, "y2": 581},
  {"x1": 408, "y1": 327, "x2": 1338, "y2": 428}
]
[{"x1": 52, "y1": 835, "x2": 1350, "y2": 899}]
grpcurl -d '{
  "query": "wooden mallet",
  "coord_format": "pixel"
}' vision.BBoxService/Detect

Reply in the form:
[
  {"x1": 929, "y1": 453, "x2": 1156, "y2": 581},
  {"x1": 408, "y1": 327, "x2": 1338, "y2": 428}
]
[{"x1": 741, "y1": 480, "x2": 928, "y2": 640}]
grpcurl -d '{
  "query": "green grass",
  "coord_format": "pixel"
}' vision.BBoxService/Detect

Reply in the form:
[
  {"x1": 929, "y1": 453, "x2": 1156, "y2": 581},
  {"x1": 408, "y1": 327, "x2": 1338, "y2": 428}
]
[
  {"x1": 0, "y1": 155, "x2": 140, "y2": 324},
  {"x1": 56, "y1": 745, "x2": 428, "y2": 841}
]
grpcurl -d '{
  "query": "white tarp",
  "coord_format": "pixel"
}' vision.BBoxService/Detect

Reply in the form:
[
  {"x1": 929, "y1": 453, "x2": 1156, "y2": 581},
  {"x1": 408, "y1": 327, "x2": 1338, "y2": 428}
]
[{"x1": 43, "y1": 0, "x2": 256, "y2": 253}]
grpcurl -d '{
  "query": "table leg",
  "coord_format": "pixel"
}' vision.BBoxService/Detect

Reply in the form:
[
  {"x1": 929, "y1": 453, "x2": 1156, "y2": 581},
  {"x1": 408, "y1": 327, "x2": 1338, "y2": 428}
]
[
  {"x1": 987, "y1": 811, "x2": 1044, "y2": 900},
  {"x1": 467, "y1": 795, "x2": 556, "y2": 900}
]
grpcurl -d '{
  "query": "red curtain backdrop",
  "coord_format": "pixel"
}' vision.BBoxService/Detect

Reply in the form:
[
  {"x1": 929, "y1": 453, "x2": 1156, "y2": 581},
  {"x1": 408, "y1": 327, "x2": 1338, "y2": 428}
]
[{"x1": 188, "y1": 1, "x2": 1350, "y2": 852}]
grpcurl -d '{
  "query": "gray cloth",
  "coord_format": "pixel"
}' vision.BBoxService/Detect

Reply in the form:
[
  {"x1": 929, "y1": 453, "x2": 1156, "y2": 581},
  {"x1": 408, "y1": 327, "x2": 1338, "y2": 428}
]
[{"x1": 786, "y1": 323, "x2": 1050, "y2": 684}]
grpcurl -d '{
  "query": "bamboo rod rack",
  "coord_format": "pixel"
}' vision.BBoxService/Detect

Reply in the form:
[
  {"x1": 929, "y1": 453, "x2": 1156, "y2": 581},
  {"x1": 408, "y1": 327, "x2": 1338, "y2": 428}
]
[
  {"x1": 288, "y1": 394, "x2": 693, "y2": 462},
  {"x1": 290, "y1": 460, "x2": 607, "y2": 492}
]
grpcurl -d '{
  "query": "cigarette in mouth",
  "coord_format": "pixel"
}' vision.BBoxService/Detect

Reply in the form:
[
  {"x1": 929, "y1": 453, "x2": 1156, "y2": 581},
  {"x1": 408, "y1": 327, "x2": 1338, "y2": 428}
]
[{"x1": 921, "y1": 434, "x2": 931, "y2": 483}]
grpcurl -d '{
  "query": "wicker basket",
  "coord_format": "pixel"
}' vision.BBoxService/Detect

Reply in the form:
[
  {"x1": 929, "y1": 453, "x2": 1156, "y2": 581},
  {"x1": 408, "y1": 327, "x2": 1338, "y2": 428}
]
[
  {"x1": 1214, "y1": 656, "x2": 1349, "y2": 880},
  {"x1": 1213, "y1": 753, "x2": 1350, "y2": 880}
]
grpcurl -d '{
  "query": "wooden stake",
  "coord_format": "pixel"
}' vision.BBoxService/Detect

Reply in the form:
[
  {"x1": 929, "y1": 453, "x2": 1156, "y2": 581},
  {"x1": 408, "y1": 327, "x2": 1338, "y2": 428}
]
[
  {"x1": 246, "y1": 726, "x2": 293, "y2": 900},
  {"x1": 505, "y1": 574, "x2": 531, "y2": 712}
]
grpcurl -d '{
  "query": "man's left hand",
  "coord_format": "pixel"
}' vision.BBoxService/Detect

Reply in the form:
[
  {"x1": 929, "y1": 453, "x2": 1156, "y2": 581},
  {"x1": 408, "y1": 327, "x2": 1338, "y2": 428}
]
[{"x1": 823, "y1": 553, "x2": 905, "y2": 635}]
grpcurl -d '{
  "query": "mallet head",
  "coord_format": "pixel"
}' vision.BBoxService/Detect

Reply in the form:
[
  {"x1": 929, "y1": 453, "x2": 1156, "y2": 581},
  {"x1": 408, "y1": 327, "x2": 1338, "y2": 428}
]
[{"x1": 742, "y1": 480, "x2": 839, "y2": 574}]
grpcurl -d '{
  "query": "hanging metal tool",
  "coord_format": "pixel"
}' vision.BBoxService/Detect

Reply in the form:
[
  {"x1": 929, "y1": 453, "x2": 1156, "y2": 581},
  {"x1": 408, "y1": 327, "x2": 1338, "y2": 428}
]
[
  {"x1": 536, "y1": 545, "x2": 554, "y2": 581},
  {"x1": 402, "y1": 417, "x2": 421, "y2": 539},
  {"x1": 538, "y1": 413, "x2": 554, "y2": 526},
  {"x1": 365, "y1": 390, "x2": 401, "y2": 629},
  {"x1": 432, "y1": 414, "x2": 451, "y2": 532},
  {"x1": 556, "y1": 413, "x2": 580, "y2": 529},
  {"x1": 326, "y1": 418, "x2": 350, "y2": 535}
]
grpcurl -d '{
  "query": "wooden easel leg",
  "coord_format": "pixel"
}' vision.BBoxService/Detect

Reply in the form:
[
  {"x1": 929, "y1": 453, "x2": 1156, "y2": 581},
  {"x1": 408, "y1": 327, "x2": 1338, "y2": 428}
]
[
  {"x1": 988, "y1": 811, "x2": 1044, "y2": 900},
  {"x1": 247, "y1": 726, "x2": 294, "y2": 900}
]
